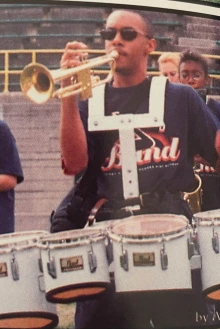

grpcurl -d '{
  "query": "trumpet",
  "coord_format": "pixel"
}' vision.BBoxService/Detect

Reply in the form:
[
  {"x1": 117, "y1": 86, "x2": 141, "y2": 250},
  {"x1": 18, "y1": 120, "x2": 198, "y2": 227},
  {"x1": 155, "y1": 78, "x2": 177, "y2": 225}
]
[
  {"x1": 181, "y1": 173, "x2": 203, "y2": 214},
  {"x1": 20, "y1": 50, "x2": 119, "y2": 104}
]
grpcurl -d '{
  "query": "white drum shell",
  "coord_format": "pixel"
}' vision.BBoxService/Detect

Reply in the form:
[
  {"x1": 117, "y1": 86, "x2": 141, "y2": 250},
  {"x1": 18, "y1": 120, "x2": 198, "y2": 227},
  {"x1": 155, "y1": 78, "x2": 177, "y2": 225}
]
[
  {"x1": 0, "y1": 231, "x2": 57, "y2": 324},
  {"x1": 194, "y1": 210, "x2": 220, "y2": 295},
  {"x1": 0, "y1": 246, "x2": 56, "y2": 314},
  {"x1": 40, "y1": 231, "x2": 110, "y2": 301},
  {"x1": 109, "y1": 214, "x2": 192, "y2": 292}
]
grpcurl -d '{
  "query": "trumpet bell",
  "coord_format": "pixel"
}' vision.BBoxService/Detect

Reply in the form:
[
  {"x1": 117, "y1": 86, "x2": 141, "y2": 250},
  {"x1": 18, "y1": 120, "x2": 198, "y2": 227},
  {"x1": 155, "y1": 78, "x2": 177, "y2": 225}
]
[
  {"x1": 20, "y1": 63, "x2": 54, "y2": 104},
  {"x1": 20, "y1": 50, "x2": 119, "y2": 103}
]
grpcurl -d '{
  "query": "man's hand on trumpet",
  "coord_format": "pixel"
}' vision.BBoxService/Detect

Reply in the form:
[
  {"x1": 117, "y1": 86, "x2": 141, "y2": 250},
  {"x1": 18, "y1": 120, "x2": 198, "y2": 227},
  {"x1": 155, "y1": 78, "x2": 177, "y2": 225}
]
[{"x1": 60, "y1": 41, "x2": 88, "y2": 88}]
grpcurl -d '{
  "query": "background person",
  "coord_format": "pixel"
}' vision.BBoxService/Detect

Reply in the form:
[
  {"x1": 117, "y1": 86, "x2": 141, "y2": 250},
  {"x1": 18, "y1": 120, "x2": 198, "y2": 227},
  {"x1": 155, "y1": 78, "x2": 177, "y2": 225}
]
[
  {"x1": 52, "y1": 9, "x2": 220, "y2": 329},
  {"x1": 158, "y1": 51, "x2": 180, "y2": 83},
  {"x1": 179, "y1": 49, "x2": 220, "y2": 212},
  {"x1": 0, "y1": 119, "x2": 24, "y2": 233}
]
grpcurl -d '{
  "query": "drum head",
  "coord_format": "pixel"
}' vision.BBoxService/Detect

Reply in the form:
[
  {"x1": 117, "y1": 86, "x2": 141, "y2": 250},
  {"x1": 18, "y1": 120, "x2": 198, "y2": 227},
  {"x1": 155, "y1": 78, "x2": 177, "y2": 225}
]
[
  {"x1": 204, "y1": 287, "x2": 220, "y2": 302},
  {"x1": 46, "y1": 283, "x2": 108, "y2": 304},
  {"x1": 111, "y1": 214, "x2": 188, "y2": 238},
  {"x1": 0, "y1": 312, "x2": 58, "y2": 329},
  {"x1": 194, "y1": 209, "x2": 220, "y2": 224}
]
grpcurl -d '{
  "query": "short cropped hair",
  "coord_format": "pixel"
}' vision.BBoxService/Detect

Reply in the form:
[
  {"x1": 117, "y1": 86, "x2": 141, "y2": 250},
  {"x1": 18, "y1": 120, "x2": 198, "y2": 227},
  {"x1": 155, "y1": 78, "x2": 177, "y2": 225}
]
[
  {"x1": 106, "y1": 9, "x2": 154, "y2": 39},
  {"x1": 179, "y1": 50, "x2": 209, "y2": 78}
]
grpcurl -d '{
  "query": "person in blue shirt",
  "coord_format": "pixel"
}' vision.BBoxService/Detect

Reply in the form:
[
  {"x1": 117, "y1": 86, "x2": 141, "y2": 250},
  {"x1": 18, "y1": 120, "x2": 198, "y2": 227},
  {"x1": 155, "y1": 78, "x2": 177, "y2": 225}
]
[
  {"x1": 52, "y1": 9, "x2": 220, "y2": 329},
  {"x1": 179, "y1": 49, "x2": 220, "y2": 211},
  {"x1": 0, "y1": 120, "x2": 24, "y2": 233}
]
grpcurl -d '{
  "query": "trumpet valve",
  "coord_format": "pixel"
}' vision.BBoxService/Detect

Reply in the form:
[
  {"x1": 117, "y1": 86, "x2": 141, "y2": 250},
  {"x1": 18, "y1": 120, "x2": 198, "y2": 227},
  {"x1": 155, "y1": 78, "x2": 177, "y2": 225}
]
[{"x1": 76, "y1": 68, "x2": 93, "y2": 100}]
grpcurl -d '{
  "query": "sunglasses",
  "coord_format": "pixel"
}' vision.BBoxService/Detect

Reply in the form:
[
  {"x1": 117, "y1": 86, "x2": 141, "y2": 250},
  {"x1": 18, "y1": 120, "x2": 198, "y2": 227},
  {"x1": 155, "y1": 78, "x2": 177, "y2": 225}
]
[{"x1": 100, "y1": 27, "x2": 151, "y2": 41}]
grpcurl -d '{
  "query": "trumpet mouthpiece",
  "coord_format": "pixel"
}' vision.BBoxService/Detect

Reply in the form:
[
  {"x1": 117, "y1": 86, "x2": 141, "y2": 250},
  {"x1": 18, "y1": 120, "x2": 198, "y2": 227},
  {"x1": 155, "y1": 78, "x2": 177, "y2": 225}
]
[{"x1": 110, "y1": 50, "x2": 119, "y2": 59}]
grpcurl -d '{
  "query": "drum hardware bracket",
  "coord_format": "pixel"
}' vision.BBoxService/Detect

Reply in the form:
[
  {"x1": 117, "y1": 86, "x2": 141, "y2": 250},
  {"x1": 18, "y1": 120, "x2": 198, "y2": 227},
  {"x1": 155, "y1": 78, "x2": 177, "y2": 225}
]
[
  {"x1": 211, "y1": 220, "x2": 219, "y2": 254},
  {"x1": 105, "y1": 237, "x2": 114, "y2": 265},
  {"x1": 188, "y1": 238, "x2": 195, "y2": 259},
  {"x1": 38, "y1": 252, "x2": 44, "y2": 273},
  {"x1": 11, "y1": 252, "x2": 19, "y2": 281},
  {"x1": 212, "y1": 232, "x2": 219, "y2": 254},
  {"x1": 47, "y1": 247, "x2": 57, "y2": 279},
  {"x1": 190, "y1": 254, "x2": 202, "y2": 270},
  {"x1": 120, "y1": 240, "x2": 129, "y2": 272},
  {"x1": 187, "y1": 230, "x2": 202, "y2": 270},
  {"x1": 38, "y1": 258, "x2": 43, "y2": 273},
  {"x1": 160, "y1": 242, "x2": 168, "y2": 270},
  {"x1": 38, "y1": 274, "x2": 46, "y2": 292},
  {"x1": 88, "y1": 240, "x2": 97, "y2": 273},
  {"x1": 187, "y1": 231, "x2": 200, "y2": 259}
]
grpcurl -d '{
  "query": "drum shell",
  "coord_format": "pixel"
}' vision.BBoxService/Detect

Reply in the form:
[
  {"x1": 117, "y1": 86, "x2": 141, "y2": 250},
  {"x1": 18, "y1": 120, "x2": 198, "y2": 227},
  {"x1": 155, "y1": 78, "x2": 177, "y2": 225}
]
[
  {"x1": 0, "y1": 246, "x2": 56, "y2": 314},
  {"x1": 109, "y1": 214, "x2": 192, "y2": 293},
  {"x1": 0, "y1": 231, "x2": 58, "y2": 328},
  {"x1": 40, "y1": 231, "x2": 111, "y2": 303},
  {"x1": 194, "y1": 210, "x2": 220, "y2": 297}
]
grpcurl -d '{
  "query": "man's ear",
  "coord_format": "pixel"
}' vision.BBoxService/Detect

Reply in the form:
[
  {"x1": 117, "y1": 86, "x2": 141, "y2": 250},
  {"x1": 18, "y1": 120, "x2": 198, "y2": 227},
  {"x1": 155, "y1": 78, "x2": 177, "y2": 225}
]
[{"x1": 144, "y1": 38, "x2": 156, "y2": 55}]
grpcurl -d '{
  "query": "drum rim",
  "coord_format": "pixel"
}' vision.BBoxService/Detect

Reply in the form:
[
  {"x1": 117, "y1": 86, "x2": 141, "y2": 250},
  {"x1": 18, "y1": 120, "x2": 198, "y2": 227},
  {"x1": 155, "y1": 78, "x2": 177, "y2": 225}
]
[
  {"x1": 203, "y1": 284, "x2": 220, "y2": 302},
  {"x1": 194, "y1": 210, "x2": 220, "y2": 225},
  {"x1": 46, "y1": 281, "x2": 110, "y2": 303},
  {"x1": 109, "y1": 214, "x2": 189, "y2": 242},
  {"x1": 194, "y1": 215, "x2": 220, "y2": 226},
  {"x1": 0, "y1": 231, "x2": 48, "y2": 253},
  {"x1": 109, "y1": 229, "x2": 187, "y2": 244},
  {"x1": 39, "y1": 229, "x2": 106, "y2": 250},
  {"x1": 0, "y1": 311, "x2": 59, "y2": 329}
]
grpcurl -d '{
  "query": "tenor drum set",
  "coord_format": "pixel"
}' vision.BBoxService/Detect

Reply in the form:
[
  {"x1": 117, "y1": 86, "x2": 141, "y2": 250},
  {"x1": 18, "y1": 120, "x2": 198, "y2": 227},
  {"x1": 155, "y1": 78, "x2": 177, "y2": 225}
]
[
  {"x1": 0, "y1": 230, "x2": 58, "y2": 329},
  {"x1": 1, "y1": 210, "x2": 220, "y2": 328}
]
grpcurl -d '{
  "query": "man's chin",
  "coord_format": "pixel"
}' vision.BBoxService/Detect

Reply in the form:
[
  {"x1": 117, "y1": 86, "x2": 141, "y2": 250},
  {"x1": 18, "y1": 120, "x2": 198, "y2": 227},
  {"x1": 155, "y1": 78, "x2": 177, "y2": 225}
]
[{"x1": 115, "y1": 67, "x2": 129, "y2": 75}]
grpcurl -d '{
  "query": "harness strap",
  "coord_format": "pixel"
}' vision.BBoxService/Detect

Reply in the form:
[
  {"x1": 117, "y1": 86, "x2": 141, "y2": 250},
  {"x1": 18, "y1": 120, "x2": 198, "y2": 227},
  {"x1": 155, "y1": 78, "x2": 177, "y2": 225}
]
[{"x1": 88, "y1": 77, "x2": 168, "y2": 199}]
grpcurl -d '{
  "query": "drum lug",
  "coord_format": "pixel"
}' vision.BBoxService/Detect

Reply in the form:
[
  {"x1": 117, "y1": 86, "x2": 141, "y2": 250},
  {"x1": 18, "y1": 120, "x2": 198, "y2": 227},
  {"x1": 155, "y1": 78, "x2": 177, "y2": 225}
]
[
  {"x1": 38, "y1": 274, "x2": 46, "y2": 292},
  {"x1": 38, "y1": 257, "x2": 43, "y2": 273},
  {"x1": 188, "y1": 239, "x2": 195, "y2": 259},
  {"x1": 160, "y1": 242, "x2": 168, "y2": 270},
  {"x1": 11, "y1": 252, "x2": 19, "y2": 281},
  {"x1": 46, "y1": 245, "x2": 57, "y2": 279},
  {"x1": 88, "y1": 240, "x2": 97, "y2": 273},
  {"x1": 120, "y1": 250, "x2": 128, "y2": 271},
  {"x1": 47, "y1": 256, "x2": 57, "y2": 279},
  {"x1": 120, "y1": 241, "x2": 129, "y2": 271},
  {"x1": 106, "y1": 237, "x2": 114, "y2": 265},
  {"x1": 47, "y1": 257, "x2": 57, "y2": 279},
  {"x1": 188, "y1": 228, "x2": 202, "y2": 270},
  {"x1": 188, "y1": 225, "x2": 200, "y2": 258},
  {"x1": 88, "y1": 250, "x2": 97, "y2": 273},
  {"x1": 212, "y1": 232, "x2": 219, "y2": 254}
]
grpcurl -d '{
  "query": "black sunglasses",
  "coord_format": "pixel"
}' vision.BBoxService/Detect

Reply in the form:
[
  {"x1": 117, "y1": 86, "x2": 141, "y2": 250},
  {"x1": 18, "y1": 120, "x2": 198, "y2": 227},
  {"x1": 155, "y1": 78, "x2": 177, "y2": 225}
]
[{"x1": 100, "y1": 27, "x2": 151, "y2": 41}]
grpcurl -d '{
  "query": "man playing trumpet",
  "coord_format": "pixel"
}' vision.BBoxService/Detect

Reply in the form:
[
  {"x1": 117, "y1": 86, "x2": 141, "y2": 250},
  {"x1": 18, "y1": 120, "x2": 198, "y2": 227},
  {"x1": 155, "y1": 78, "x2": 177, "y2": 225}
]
[{"x1": 52, "y1": 9, "x2": 220, "y2": 329}]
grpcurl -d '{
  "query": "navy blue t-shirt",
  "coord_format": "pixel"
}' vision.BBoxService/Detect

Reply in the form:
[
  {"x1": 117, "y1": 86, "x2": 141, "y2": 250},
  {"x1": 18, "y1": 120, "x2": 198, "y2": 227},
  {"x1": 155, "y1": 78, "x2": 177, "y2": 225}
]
[
  {"x1": 0, "y1": 120, "x2": 24, "y2": 233},
  {"x1": 196, "y1": 97, "x2": 220, "y2": 211},
  {"x1": 79, "y1": 78, "x2": 220, "y2": 202}
]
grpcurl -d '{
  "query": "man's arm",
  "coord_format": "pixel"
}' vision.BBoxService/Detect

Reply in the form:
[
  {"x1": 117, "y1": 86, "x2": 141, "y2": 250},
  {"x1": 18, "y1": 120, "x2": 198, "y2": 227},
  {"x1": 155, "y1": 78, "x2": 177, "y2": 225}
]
[
  {"x1": 215, "y1": 130, "x2": 220, "y2": 173},
  {"x1": 60, "y1": 95, "x2": 88, "y2": 175},
  {"x1": 60, "y1": 41, "x2": 89, "y2": 175},
  {"x1": 0, "y1": 175, "x2": 17, "y2": 191}
]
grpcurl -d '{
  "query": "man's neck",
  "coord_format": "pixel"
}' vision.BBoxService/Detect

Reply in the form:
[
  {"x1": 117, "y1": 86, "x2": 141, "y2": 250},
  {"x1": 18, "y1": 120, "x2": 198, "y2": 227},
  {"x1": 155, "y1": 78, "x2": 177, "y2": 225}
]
[{"x1": 112, "y1": 71, "x2": 147, "y2": 88}]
